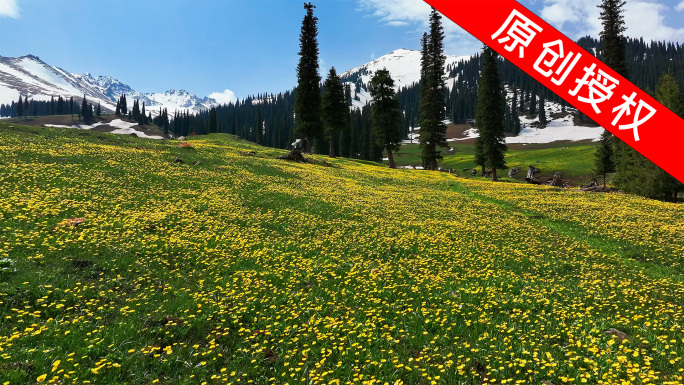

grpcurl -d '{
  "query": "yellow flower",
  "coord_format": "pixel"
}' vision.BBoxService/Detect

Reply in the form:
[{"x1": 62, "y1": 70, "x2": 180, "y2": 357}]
[{"x1": 36, "y1": 374, "x2": 47, "y2": 382}]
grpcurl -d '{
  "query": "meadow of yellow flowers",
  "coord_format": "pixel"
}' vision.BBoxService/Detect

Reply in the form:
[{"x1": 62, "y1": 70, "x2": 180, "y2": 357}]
[{"x1": 0, "y1": 123, "x2": 682, "y2": 384}]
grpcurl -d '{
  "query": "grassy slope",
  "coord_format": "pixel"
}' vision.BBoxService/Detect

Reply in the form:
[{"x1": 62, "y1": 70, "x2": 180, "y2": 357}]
[
  {"x1": 388, "y1": 141, "x2": 598, "y2": 185},
  {"x1": 0, "y1": 123, "x2": 682, "y2": 385}
]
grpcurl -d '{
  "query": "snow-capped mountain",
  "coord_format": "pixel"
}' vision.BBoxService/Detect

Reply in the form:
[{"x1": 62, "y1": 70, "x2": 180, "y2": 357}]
[
  {"x1": 340, "y1": 48, "x2": 471, "y2": 108},
  {"x1": 0, "y1": 55, "x2": 218, "y2": 114}
]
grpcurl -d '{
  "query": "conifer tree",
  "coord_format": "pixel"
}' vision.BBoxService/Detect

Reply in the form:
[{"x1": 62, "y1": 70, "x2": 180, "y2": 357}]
[
  {"x1": 209, "y1": 107, "x2": 218, "y2": 133},
  {"x1": 256, "y1": 108, "x2": 264, "y2": 144},
  {"x1": 322, "y1": 67, "x2": 347, "y2": 158},
  {"x1": 293, "y1": 2, "x2": 322, "y2": 153},
  {"x1": 132, "y1": 100, "x2": 140, "y2": 119},
  {"x1": 96, "y1": 103, "x2": 101, "y2": 117},
  {"x1": 613, "y1": 73, "x2": 683, "y2": 201},
  {"x1": 418, "y1": 8, "x2": 448, "y2": 170},
  {"x1": 16, "y1": 96, "x2": 23, "y2": 118},
  {"x1": 120, "y1": 95, "x2": 128, "y2": 115},
  {"x1": 115, "y1": 99, "x2": 121, "y2": 116},
  {"x1": 597, "y1": 0, "x2": 630, "y2": 187},
  {"x1": 538, "y1": 95, "x2": 546, "y2": 127},
  {"x1": 594, "y1": 130, "x2": 615, "y2": 186},
  {"x1": 474, "y1": 46, "x2": 507, "y2": 181},
  {"x1": 529, "y1": 90, "x2": 537, "y2": 117},
  {"x1": 70, "y1": 97, "x2": 74, "y2": 124},
  {"x1": 598, "y1": 0, "x2": 628, "y2": 78},
  {"x1": 339, "y1": 84, "x2": 353, "y2": 157},
  {"x1": 141, "y1": 102, "x2": 146, "y2": 124},
  {"x1": 370, "y1": 69, "x2": 402, "y2": 168},
  {"x1": 81, "y1": 95, "x2": 90, "y2": 122}
]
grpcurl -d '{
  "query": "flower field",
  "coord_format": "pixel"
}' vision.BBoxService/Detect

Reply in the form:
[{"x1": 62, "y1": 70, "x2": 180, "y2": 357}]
[{"x1": 0, "y1": 123, "x2": 682, "y2": 385}]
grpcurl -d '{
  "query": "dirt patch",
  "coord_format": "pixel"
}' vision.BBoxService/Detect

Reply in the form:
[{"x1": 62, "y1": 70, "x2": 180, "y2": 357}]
[{"x1": 446, "y1": 123, "x2": 475, "y2": 140}]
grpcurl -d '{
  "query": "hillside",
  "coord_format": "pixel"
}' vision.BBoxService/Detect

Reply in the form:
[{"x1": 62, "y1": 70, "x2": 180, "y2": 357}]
[
  {"x1": 340, "y1": 49, "x2": 471, "y2": 109},
  {"x1": 1, "y1": 123, "x2": 682, "y2": 384}
]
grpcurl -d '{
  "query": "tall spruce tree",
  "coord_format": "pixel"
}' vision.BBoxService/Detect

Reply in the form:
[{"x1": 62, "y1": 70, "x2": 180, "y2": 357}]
[
  {"x1": 370, "y1": 68, "x2": 402, "y2": 169},
  {"x1": 597, "y1": 0, "x2": 630, "y2": 190},
  {"x1": 16, "y1": 96, "x2": 23, "y2": 118},
  {"x1": 538, "y1": 95, "x2": 546, "y2": 127},
  {"x1": 322, "y1": 67, "x2": 347, "y2": 158},
  {"x1": 474, "y1": 46, "x2": 507, "y2": 181},
  {"x1": 594, "y1": 130, "x2": 615, "y2": 186},
  {"x1": 209, "y1": 107, "x2": 218, "y2": 133},
  {"x1": 418, "y1": 8, "x2": 448, "y2": 170},
  {"x1": 293, "y1": 2, "x2": 322, "y2": 154}
]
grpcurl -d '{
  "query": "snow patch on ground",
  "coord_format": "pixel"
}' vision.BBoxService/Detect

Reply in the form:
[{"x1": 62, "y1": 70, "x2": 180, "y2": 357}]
[
  {"x1": 43, "y1": 119, "x2": 163, "y2": 140},
  {"x1": 109, "y1": 119, "x2": 163, "y2": 139},
  {"x1": 450, "y1": 127, "x2": 479, "y2": 141},
  {"x1": 44, "y1": 122, "x2": 105, "y2": 130},
  {"x1": 507, "y1": 118, "x2": 603, "y2": 144}
]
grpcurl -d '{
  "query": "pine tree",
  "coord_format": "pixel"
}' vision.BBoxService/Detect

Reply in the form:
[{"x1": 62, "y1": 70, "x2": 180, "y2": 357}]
[
  {"x1": 538, "y1": 95, "x2": 546, "y2": 127},
  {"x1": 24, "y1": 97, "x2": 29, "y2": 119},
  {"x1": 418, "y1": 8, "x2": 448, "y2": 170},
  {"x1": 209, "y1": 107, "x2": 218, "y2": 133},
  {"x1": 598, "y1": 0, "x2": 628, "y2": 78},
  {"x1": 529, "y1": 90, "x2": 537, "y2": 117},
  {"x1": 16, "y1": 96, "x2": 23, "y2": 118},
  {"x1": 132, "y1": 100, "x2": 140, "y2": 119},
  {"x1": 511, "y1": 88, "x2": 521, "y2": 135},
  {"x1": 370, "y1": 68, "x2": 402, "y2": 168},
  {"x1": 96, "y1": 103, "x2": 101, "y2": 117},
  {"x1": 141, "y1": 102, "x2": 146, "y2": 124},
  {"x1": 81, "y1": 95, "x2": 89, "y2": 122},
  {"x1": 293, "y1": 2, "x2": 322, "y2": 154},
  {"x1": 120, "y1": 95, "x2": 128, "y2": 116},
  {"x1": 322, "y1": 67, "x2": 347, "y2": 158},
  {"x1": 70, "y1": 97, "x2": 74, "y2": 124},
  {"x1": 594, "y1": 130, "x2": 615, "y2": 186},
  {"x1": 115, "y1": 99, "x2": 121, "y2": 116},
  {"x1": 597, "y1": 0, "x2": 630, "y2": 189},
  {"x1": 256, "y1": 108, "x2": 264, "y2": 144},
  {"x1": 339, "y1": 84, "x2": 353, "y2": 157},
  {"x1": 474, "y1": 46, "x2": 507, "y2": 181}
]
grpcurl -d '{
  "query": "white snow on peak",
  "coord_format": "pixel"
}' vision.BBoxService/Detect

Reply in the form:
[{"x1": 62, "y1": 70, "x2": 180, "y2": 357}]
[
  {"x1": 0, "y1": 54, "x2": 221, "y2": 116},
  {"x1": 340, "y1": 49, "x2": 471, "y2": 109}
]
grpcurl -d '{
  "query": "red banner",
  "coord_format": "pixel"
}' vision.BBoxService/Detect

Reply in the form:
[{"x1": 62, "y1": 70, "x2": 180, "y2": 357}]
[{"x1": 424, "y1": 0, "x2": 684, "y2": 184}]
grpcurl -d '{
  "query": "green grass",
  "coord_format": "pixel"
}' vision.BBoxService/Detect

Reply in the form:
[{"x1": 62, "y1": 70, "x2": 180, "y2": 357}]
[
  {"x1": 0, "y1": 122, "x2": 682, "y2": 385},
  {"x1": 387, "y1": 141, "x2": 598, "y2": 185}
]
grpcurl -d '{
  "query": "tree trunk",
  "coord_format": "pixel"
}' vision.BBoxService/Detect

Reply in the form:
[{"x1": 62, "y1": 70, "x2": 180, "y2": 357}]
[
  {"x1": 492, "y1": 168, "x2": 498, "y2": 182},
  {"x1": 305, "y1": 136, "x2": 312, "y2": 154},
  {"x1": 387, "y1": 148, "x2": 395, "y2": 169},
  {"x1": 329, "y1": 136, "x2": 336, "y2": 158}
]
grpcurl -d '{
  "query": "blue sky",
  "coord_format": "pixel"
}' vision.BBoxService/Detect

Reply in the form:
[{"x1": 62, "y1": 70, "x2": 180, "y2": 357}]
[{"x1": 1, "y1": 0, "x2": 683, "y2": 102}]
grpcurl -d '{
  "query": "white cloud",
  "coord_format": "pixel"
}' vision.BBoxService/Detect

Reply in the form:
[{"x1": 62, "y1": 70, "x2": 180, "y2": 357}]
[
  {"x1": 0, "y1": 0, "x2": 20, "y2": 18},
  {"x1": 676, "y1": 1, "x2": 684, "y2": 12},
  {"x1": 625, "y1": 1, "x2": 684, "y2": 41},
  {"x1": 357, "y1": 0, "x2": 481, "y2": 56},
  {"x1": 208, "y1": 89, "x2": 237, "y2": 105},
  {"x1": 540, "y1": 0, "x2": 684, "y2": 42}
]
